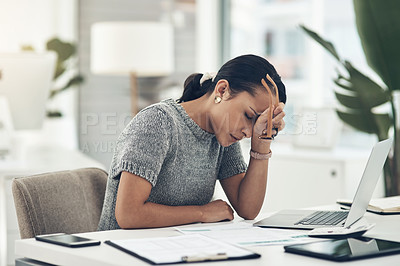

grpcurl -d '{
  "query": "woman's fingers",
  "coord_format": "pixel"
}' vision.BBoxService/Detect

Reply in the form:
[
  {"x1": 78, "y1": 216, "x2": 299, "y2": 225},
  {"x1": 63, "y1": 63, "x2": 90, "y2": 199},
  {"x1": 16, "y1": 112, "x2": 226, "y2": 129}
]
[
  {"x1": 274, "y1": 102, "x2": 285, "y2": 116},
  {"x1": 253, "y1": 102, "x2": 285, "y2": 138},
  {"x1": 271, "y1": 106, "x2": 285, "y2": 132}
]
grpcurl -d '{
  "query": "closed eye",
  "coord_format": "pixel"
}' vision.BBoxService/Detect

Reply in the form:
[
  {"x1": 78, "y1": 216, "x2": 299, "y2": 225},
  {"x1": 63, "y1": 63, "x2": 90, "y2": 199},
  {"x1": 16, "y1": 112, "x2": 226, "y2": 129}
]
[{"x1": 245, "y1": 113, "x2": 253, "y2": 120}]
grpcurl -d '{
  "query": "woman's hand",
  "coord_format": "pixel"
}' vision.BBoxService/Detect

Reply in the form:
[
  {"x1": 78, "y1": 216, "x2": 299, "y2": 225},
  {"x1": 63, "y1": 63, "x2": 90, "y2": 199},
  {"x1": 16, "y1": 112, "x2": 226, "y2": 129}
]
[
  {"x1": 199, "y1": 200, "x2": 234, "y2": 222},
  {"x1": 251, "y1": 102, "x2": 285, "y2": 151}
]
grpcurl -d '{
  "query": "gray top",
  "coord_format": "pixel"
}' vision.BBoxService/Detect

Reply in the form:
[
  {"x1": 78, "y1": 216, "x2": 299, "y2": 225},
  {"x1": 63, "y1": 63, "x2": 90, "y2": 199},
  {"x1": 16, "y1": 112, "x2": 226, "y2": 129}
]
[{"x1": 97, "y1": 99, "x2": 248, "y2": 231}]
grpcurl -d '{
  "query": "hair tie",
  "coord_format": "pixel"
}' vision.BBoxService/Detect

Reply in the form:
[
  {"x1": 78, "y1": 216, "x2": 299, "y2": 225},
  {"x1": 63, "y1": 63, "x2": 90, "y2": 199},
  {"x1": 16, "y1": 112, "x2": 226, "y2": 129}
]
[{"x1": 200, "y1": 72, "x2": 217, "y2": 85}]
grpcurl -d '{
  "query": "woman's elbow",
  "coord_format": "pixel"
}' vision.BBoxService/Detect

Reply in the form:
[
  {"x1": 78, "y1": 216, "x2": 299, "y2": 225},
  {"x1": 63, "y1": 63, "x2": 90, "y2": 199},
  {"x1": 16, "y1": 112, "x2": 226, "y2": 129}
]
[
  {"x1": 116, "y1": 215, "x2": 131, "y2": 229},
  {"x1": 238, "y1": 212, "x2": 258, "y2": 220},
  {"x1": 115, "y1": 205, "x2": 141, "y2": 229},
  {"x1": 236, "y1": 206, "x2": 260, "y2": 220}
]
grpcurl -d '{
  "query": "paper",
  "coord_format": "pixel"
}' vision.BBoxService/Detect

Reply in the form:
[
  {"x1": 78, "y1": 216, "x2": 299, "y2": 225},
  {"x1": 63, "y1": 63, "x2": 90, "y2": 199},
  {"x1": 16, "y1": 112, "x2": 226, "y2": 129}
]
[
  {"x1": 176, "y1": 222, "x2": 320, "y2": 246},
  {"x1": 369, "y1": 196, "x2": 400, "y2": 211},
  {"x1": 338, "y1": 196, "x2": 400, "y2": 214},
  {"x1": 107, "y1": 234, "x2": 256, "y2": 264}
]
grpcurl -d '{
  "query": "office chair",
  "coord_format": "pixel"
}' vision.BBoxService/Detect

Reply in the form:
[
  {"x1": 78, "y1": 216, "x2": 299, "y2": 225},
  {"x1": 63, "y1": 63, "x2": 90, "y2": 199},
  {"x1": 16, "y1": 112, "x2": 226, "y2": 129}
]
[{"x1": 12, "y1": 168, "x2": 108, "y2": 239}]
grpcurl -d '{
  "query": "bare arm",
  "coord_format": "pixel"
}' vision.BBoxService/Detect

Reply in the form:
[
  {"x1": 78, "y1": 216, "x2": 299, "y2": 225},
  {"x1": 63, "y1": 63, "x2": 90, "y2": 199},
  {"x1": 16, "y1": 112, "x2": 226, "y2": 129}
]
[
  {"x1": 220, "y1": 103, "x2": 285, "y2": 220},
  {"x1": 115, "y1": 171, "x2": 234, "y2": 229},
  {"x1": 220, "y1": 157, "x2": 269, "y2": 220}
]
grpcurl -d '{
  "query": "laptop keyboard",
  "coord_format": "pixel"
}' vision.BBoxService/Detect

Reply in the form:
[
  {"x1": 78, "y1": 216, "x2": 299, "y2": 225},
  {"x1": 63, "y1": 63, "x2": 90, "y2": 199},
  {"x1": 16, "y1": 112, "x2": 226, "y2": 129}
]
[{"x1": 295, "y1": 211, "x2": 348, "y2": 226}]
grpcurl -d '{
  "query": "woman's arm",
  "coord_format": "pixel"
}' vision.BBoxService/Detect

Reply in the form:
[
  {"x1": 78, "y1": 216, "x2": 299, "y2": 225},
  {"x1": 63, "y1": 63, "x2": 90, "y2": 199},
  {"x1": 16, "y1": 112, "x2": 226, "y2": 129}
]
[
  {"x1": 219, "y1": 157, "x2": 269, "y2": 220},
  {"x1": 220, "y1": 103, "x2": 285, "y2": 220},
  {"x1": 115, "y1": 171, "x2": 234, "y2": 228}
]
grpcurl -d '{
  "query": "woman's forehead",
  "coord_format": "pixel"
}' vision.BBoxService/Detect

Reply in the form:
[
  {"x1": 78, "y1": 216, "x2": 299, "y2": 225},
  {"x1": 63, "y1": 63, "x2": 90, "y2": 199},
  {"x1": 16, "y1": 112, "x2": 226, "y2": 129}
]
[{"x1": 240, "y1": 89, "x2": 270, "y2": 112}]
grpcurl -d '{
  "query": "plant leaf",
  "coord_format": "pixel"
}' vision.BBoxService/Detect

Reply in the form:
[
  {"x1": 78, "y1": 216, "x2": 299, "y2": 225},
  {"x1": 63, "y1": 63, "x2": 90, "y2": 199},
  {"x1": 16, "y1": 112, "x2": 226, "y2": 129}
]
[
  {"x1": 375, "y1": 113, "x2": 391, "y2": 140},
  {"x1": 49, "y1": 75, "x2": 84, "y2": 99},
  {"x1": 337, "y1": 110, "x2": 390, "y2": 138},
  {"x1": 54, "y1": 64, "x2": 66, "y2": 80},
  {"x1": 336, "y1": 110, "x2": 375, "y2": 134},
  {"x1": 59, "y1": 75, "x2": 84, "y2": 92},
  {"x1": 354, "y1": 0, "x2": 400, "y2": 91},
  {"x1": 46, "y1": 38, "x2": 75, "y2": 62},
  {"x1": 334, "y1": 92, "x2": 362, "y2": 109},
  {"x1": 343, "y1": 61, "x2": 391, "y2": 108},
  {"x1": 301, "y1": 21, "x2": 392, "y2": 138},
  {"x1": 21, "y1": 45, "x2": 34, "y2": 51},
  {"x1": 334, "y1": 77, "x2": 355, "y2": 92},
  {"x1": 299, "y1": 24, "x2": 341, "y2": 61}
]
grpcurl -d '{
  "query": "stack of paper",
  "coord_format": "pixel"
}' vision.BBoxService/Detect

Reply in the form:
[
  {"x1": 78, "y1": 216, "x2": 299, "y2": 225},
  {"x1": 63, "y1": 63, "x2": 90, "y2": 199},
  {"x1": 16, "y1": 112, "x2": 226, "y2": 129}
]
[
  {"x1": 337, "y1": 196, "x2": 400, "y2": 214},
  {"x1": 105, "y1": 234, "x2": 260, "y2": 264},
  {"x1": 175, "y1": 222, "x2": 320, "y2": 247}
]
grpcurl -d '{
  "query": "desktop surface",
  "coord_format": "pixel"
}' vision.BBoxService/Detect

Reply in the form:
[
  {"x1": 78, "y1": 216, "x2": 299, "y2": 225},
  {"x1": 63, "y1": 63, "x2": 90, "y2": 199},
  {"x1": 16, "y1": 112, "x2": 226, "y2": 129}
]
[{"x1": 15, "y1": 208, "x2": 400, "y2": 266}]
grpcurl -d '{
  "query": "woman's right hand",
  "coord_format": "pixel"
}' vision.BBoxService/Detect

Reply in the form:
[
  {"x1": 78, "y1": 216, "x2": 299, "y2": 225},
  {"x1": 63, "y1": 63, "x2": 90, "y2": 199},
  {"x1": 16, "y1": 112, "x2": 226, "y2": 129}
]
[{"x1": 199, "y1": 200, "x2": 234, "y2": 222}]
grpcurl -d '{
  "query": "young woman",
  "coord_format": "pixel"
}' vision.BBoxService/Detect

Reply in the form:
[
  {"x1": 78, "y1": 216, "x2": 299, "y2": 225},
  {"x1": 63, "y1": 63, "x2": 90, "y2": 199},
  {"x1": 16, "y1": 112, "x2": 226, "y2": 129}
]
[{"x1": 98, "y1": 54, "x2": 286, "y2": 230}]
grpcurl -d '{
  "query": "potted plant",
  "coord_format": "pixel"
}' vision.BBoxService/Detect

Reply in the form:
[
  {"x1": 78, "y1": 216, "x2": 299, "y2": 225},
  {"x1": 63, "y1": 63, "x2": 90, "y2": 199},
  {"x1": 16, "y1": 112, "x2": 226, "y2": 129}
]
[{"x1": 300, "y1": 0, "x2": 400, "y2": 196}]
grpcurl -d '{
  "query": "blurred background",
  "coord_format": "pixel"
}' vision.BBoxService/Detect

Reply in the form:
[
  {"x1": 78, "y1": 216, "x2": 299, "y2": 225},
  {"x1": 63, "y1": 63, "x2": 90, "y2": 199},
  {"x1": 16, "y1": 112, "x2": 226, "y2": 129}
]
[{"x1": 0, "y1": 0, "x2": 397, "y2": 265}]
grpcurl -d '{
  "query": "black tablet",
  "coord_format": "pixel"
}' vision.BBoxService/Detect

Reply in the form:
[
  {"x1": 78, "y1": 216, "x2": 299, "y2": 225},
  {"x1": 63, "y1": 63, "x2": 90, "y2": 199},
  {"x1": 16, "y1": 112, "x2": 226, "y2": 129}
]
[
  {"x1": 284, "y1": 237, "x2": 400, "y2": 262},
  {"x1": 35, "y1": 233, "x2": 101, "y2": 248}
]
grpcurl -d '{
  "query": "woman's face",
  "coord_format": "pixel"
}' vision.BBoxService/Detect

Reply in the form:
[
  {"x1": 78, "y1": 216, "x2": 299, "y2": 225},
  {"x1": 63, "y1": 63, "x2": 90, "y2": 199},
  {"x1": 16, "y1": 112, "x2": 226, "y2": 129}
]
[{"x1": 210, "y1": 87, "x2": 270, "y2": 147}]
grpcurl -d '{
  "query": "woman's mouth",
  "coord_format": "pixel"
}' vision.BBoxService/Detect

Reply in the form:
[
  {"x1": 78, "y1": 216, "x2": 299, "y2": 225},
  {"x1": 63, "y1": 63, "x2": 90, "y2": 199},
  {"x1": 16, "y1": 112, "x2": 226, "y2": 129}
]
[{"x1": 230, "y1": 134, "x2": 240, "y2": 142}]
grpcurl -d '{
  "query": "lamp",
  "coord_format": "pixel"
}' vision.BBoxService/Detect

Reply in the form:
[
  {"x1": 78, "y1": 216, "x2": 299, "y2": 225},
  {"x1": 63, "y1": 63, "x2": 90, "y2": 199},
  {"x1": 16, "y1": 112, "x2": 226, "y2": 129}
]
[{"x1": 90, "y1": 21, "x2": 174, "y2": 114}]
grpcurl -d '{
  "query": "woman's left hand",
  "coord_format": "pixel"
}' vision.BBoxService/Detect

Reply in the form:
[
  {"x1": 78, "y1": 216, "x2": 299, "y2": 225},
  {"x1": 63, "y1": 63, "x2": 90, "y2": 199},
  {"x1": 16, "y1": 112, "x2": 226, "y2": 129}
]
[{"x1": 252, "y1": 102, "x2": 285, "y2": 142}]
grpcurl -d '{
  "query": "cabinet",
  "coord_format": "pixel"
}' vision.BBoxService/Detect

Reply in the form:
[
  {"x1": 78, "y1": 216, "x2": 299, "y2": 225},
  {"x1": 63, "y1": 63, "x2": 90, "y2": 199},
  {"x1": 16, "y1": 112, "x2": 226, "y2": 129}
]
[
  {"x1": 262, "y1": 145, "x2": 374, "y2": 213},
  {"x1": 0, "y1": 144, "x2": 105, "y2": 266}
]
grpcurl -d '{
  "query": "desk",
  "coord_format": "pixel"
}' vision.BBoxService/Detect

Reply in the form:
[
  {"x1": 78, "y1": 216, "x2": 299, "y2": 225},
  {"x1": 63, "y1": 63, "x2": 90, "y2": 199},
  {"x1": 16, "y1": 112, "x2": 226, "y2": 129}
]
[
  {"x1": 15, "y1": 210, "x2": 400, "y2": 265},
  {"x1": 0, "y1": 144, "x2": 105, "y2": 266}
]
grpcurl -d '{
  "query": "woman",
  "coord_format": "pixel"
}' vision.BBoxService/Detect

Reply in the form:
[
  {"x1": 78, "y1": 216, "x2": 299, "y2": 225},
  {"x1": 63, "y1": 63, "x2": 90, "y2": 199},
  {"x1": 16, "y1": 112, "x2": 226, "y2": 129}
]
[{"x1": 98, "y1": 54, "x2": 286, "y2": 230}]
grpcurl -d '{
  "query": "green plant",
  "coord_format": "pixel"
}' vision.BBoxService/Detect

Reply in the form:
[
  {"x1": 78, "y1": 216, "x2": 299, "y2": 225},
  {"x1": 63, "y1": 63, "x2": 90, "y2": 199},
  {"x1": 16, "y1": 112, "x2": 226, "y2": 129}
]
[
  {"x1": 300, "y1": 0, "x2": 400, "y2": 196},
  {"x1": 22, "y1": 37, "x2": 84, "y2": 117}
]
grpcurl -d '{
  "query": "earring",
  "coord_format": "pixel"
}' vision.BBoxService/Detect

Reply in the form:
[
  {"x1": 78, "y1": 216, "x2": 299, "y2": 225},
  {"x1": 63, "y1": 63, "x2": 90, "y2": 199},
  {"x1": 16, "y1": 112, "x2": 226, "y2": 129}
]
[{"x1": 214, "y1": 96, "x2": 222, "y2": 104}]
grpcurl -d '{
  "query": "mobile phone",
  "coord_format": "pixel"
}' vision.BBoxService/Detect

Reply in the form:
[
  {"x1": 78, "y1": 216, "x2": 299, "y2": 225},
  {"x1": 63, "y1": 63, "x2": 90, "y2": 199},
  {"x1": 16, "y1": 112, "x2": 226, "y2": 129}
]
[{"x1": 35, "y1": 233, "x2": 101, "y2": 248}]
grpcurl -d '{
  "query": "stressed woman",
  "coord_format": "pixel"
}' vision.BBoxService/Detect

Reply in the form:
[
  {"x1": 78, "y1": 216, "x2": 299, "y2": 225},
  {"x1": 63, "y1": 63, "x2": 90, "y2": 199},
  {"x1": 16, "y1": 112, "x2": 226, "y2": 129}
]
[{"x1": 97, "y1": 54, "x2": 286, "y2": 230}]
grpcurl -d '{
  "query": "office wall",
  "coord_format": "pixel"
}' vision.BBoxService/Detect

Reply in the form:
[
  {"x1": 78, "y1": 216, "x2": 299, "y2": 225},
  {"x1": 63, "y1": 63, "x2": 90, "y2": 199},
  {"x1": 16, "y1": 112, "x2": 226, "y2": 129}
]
[
  {"x1": 0, "y1": 0, "x2": 76, "y2": 52},
  {"x1": 78, "y1": 0, "x2": 196, "y2": 167}
]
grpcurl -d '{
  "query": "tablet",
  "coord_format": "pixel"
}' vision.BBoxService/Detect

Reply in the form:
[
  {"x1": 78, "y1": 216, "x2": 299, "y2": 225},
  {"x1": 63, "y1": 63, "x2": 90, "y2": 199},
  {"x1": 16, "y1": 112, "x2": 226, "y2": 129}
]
[
  {"x1": 35, "y1": 233, "x2": 101, "y2": 248},
  {"x1": 284, "y1": 237, "x2": 400, "y2": 261}
]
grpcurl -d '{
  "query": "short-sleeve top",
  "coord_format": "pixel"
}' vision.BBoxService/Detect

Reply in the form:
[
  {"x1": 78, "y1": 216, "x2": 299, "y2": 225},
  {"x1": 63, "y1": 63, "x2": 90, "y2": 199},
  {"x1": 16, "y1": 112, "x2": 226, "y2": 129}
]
[{"x1": 97, "y1": 99, "x2": 248, "y2": 231}]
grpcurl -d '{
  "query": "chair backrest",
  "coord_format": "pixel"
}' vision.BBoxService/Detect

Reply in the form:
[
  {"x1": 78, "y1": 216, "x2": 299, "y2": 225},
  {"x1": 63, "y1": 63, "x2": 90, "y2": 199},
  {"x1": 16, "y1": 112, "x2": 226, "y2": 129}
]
[{"x1": 12, "y1": 167, "x2": 108, "y2": 239}]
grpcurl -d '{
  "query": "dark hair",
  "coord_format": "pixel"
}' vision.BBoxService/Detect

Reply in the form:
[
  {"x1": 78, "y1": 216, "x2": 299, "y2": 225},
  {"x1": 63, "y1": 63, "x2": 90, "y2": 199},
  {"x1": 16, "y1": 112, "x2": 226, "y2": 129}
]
[{"x1": 177, "y1": 54, "x2": 287, "y2": 104}]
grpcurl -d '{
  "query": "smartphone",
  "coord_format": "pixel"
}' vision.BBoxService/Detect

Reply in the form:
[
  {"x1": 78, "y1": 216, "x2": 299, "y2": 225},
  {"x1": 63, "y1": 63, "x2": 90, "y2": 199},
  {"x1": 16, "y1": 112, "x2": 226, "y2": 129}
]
[{"x1": 35, "y1": 233, "x2": 101, "y2": 248}]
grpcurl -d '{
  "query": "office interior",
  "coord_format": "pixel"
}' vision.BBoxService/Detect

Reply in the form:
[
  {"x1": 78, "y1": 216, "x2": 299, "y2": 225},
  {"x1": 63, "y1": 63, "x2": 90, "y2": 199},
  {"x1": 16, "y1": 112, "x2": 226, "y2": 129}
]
[{"x1": 0, "y1": 0, "x2": 398, "y2": 265}]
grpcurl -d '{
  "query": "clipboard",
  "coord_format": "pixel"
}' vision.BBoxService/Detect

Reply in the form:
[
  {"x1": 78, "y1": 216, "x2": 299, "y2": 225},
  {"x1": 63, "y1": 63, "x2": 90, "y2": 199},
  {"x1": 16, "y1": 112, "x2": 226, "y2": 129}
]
[{"x1": 104, "y1": 234, "x2": 260, "y2": 265}]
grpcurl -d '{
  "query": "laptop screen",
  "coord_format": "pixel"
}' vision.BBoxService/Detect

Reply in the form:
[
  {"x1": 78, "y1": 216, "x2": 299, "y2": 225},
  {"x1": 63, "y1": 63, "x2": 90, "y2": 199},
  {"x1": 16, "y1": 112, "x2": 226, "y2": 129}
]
[{"x1": 345, "y1": 138, "x2": 393, "y2": 227}]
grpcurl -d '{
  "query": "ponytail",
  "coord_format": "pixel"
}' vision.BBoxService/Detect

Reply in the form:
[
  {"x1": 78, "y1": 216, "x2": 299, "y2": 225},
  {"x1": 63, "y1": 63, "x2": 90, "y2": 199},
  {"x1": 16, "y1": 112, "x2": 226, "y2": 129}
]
[{"x1": 177, "y1": 73, "x2": 215, "y2": 103}]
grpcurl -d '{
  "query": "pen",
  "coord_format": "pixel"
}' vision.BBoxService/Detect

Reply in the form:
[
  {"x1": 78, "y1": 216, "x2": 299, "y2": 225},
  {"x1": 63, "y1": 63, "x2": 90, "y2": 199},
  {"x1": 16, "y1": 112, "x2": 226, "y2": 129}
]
[
  {"x1": 181, "y1": 252, "x2": 228, "y2": 262},
  {"x1": 259, "y1": 74, "x2": 279, "y2": 140}
]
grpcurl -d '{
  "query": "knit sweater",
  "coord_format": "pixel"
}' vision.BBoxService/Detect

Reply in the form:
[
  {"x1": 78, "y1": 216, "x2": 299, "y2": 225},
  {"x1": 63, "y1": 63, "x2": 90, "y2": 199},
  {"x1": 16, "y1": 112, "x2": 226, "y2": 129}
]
[{"x1": 97, "y1": 98, "x2": 248, "y2": 231}]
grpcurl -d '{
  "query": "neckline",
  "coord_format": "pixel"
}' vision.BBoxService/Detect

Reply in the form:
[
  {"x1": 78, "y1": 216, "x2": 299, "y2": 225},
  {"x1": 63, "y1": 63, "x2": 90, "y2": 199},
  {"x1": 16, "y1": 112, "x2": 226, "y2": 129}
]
[{"x1": 163, "y1": 99, "x2": 215, "y2": 140}]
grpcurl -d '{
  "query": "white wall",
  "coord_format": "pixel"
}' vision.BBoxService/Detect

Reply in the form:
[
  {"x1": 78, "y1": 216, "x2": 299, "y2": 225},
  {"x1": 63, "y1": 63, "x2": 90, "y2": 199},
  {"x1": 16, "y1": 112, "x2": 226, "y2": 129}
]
[
  {"x1": 0, "y1": 0, "x2": 79, "y2": 150},
  {"x1": 0, "y1": 0, "x2": 77, "y2": 52}
]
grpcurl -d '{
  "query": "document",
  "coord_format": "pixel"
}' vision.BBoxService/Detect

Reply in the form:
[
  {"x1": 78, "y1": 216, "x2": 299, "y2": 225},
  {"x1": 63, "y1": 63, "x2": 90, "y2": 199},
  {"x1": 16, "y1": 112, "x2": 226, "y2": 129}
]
[
  {"x1": 105, "y1": 234, "x2": 260, "y2": 265},
  {"x1": 175, "y1": 222, "x2": 320, "y2": 246},
  {"x1": 337, "y1": 196, "x2": 400, "y2": 214}
]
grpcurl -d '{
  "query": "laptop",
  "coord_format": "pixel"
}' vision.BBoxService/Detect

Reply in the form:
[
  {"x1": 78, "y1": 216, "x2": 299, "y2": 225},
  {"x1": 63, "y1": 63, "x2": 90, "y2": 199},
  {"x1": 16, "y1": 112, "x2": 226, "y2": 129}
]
[{"x1": 254, "y1": 138, "x2": 393, "y2": 230}]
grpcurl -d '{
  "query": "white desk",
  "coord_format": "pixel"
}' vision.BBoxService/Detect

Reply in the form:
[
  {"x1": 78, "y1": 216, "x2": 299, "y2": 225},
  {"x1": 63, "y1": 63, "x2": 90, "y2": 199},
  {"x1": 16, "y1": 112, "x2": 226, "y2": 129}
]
[
  {"x1": 15, "y1": 210, "x2": 400, "y2": 265},
  {"x1": 0, "y1": 144, "x2": 105, "y2": 266}
]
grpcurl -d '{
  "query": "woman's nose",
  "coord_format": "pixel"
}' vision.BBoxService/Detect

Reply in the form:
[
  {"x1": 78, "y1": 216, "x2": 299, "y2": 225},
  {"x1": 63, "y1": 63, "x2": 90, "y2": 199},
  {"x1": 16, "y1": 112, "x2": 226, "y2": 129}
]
[{"x1": 242, "y1": 125, "x2": 252, "y2": 138}]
